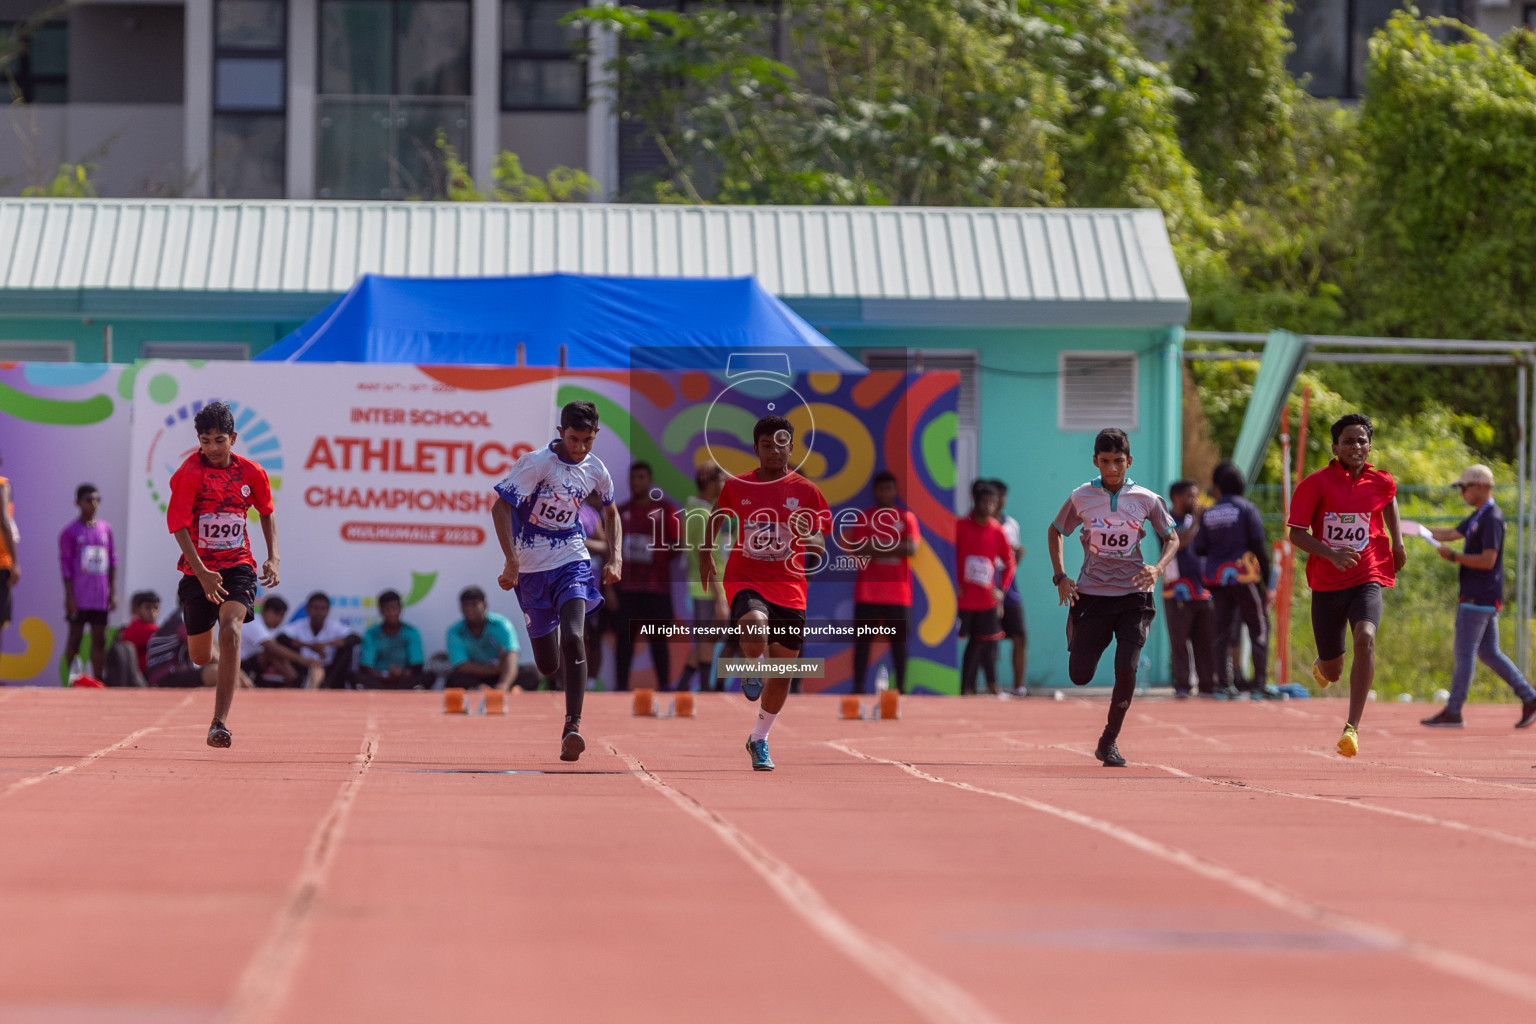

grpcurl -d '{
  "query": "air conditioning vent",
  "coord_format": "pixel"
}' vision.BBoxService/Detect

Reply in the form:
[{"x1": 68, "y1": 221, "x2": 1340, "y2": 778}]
[{"x1": 1059, "y1": 352, "x2": 1138, "y2": 432}]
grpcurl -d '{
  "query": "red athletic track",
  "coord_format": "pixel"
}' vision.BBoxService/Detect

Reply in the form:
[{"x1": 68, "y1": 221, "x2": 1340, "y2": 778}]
[{"x1": 3, "y1": 688, "x2": 1536, "y2": 1024}]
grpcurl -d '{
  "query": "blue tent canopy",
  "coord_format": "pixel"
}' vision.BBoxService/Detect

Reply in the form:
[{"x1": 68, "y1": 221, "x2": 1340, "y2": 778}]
[{"x1": 259, "y1": 273, "x2": 864, "y2": 373}]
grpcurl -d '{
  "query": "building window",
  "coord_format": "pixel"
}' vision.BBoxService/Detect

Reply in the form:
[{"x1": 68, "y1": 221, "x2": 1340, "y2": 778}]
[
  {"x1": 1287, "y1": 0, "x2": 1462, "y2": 101},
  {"x1": 0, "y1": 341, "x2": 76, "y2": 362},
  {"x1": 1058, "y1": 352, "x2": 1139, "y2": 433},
  {"x1": 139, "y1": 342, "x2": 251, "y2": 361},
  {"x1": 1525, "y1": 3, "x2": 1536, "y2": 30},
  {"x1": 0, "y1": 20, "x2": 68, "y2": 103},
  {"x1": 501, "y1": 0, "x2": 584, "y2": 110},
  {"x1": 213, "y1": 0, "x2": 287, "y2": 197}
]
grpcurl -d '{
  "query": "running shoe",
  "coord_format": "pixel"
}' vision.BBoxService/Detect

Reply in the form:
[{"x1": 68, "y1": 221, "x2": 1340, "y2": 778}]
[
  {"x1": 1094, "y1": 737, "x2": 1127, "y2": 767},
  {"x1": 1421, "y1": 709, "x2": 1464, "y2": 728},
  {"x1": 1312, "y1": 660, "x2": 1333, "y2": 690},
  {"x1": 741, "y1": 677, "x2": 764, "y2": 702},
  {"x1": 1519, "y1": 699, "x2": 1536, "y2": 729},
  {"x1": 746, "y1": 736, "x2": 774, "y2": 771},
  {"x1": 1174, "y1": 689, "x2": 1192, "y2": 700},
  {"x1": 206, "y1": 720, "x2": 232, "y2": 748},
  {"x1": 1337, "y1": 723, "x2": 1359, "y2": 758},
  {"x1": 1011, "y1": 686, "x2": 1030, "y2": 698},
  {"x1": 560, "y1": 722, "x2": 586, "y2": 763}
]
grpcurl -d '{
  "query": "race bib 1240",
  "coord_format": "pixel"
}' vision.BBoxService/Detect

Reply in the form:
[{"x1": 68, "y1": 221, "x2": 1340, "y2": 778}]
[{"x1": 1322, "y1": 512, "x2": 1371, "y2": 552}]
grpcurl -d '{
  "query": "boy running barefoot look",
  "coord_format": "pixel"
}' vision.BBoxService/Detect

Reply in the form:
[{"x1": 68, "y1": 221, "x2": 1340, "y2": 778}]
[
  {"x1": 1048, "y1": 428, "x2": 1177, "y2": 767},
  {"x1": 493, "y1": 401, "x2": 621, "y2": 762},
  {"x1": 702, "y1": 415, "x2": 831, "y2": 772},
  {"x1": 1287, "y1": 413, "x2": 1406, "y2": 758},
  {"x1": 167, "y1": 402, "x2": 279, "y2": 747}
]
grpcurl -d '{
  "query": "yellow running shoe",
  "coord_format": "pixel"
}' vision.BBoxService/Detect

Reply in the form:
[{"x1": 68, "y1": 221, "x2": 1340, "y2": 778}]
[
  {"x1": 1312, "y1": 660, "x2": 1332, "y2": 690},
  {"x1": 1337, "y1": 724, "x2": 1359, "y2": 758}
]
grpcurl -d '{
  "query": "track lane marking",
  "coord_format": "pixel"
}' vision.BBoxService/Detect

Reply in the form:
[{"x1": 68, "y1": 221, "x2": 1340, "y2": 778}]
[
  {"x1": 0, "y1": 694, "x2": 194, "y2": 798},
  {"x1": 225, "y1": 713, "x2": 379, "y2": 1024},
  {"x1": 1297, "y1": 747, "x2": 1536, "y2": 792},
  {"x1": 828, "y1": 740, "x2": 1536, "y2": 1007},
  {"x1": 607, "y1": 742, "x2": 1006, "y2": 1024}
]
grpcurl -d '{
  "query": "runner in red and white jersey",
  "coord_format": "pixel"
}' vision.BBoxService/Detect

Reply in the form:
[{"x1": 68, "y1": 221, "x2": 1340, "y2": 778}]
[
  {"x1": 166, "y1": 401, "x2": 279, "y2": 749},
  {"x1": 1287, "y1": 413, "x2": 1406, "y2": 758},
  {"x1": 703, "y1": 415, "x2": 830, "y2": 771}
]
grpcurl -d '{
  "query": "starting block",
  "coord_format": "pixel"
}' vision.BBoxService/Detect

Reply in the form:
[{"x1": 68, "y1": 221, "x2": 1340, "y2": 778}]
[
  {"x1": 634, "y1": 688, "x2": 695, "y2": 718},
  {"x1": 633, "y1": 688, "x2": 655, "y2": 716},
  {"x1": 444, "y1": 687, "x2": 468, "y2": 714},
  {"x1": 482, "y1": 690, "x2": 506, "y2": 715},
  {"x1": 674, "y1": 691, "x2": 695, "y2": 718},
  {"x1": 839, "y1": 690, "x2": 901, "y2": 721}
]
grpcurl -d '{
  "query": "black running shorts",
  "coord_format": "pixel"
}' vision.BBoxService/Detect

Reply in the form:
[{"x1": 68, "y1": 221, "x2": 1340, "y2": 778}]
[
  {"x1": 1310, "y1": 582, "x2": 1383, "y2": 662},
  {"x1": 178, "y1": 565, "x2": 258, "y2": 637},
  {"x1": 730, "y1": 588, "x2": 806, "y2": 652}
]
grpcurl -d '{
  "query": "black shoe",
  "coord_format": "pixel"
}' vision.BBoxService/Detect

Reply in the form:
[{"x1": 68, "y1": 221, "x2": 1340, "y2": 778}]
[
  {"x1": 560, "y1": 721, "x2": 585, "y2": 762},
  {"x1": 1420, "y1": 709, "x2": 1464, "y2": 728},
  {"x1": 1518, "y1": 699, "x2": 1536, "y2": 729},
  {"x1": 1094, "y1": 738, "x2": 1127, "y2": 767},
  {"x1": 207, "y1": 719, "x2": 232, "y2": 748},
  {"x1": 1215, "y1": 687, "x2": 1242, "y2": 701}
]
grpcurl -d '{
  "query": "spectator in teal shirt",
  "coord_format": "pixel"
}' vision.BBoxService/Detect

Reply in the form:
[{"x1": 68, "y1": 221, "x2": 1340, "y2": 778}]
[
  {"x1": 447, "y1": 585, "x2": 518, "y2": 690},
  {"x1": 356, "y1": 589, "x2": 433, "y2": 690}
]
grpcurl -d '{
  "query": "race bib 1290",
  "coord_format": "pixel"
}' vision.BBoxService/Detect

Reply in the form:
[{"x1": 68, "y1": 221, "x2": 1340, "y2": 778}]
[
  {"x1": 197, "y1": 512, "x2": 247, "y2": 551},
  {"x1": 1322, "y1": 512, "x2": 1371, "y2": 552}
]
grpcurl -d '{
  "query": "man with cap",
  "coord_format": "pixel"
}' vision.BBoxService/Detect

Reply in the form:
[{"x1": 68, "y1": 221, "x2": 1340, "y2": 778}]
[{"x1": 1422, "y1": 464, "x2": 1536, "y2": 728}]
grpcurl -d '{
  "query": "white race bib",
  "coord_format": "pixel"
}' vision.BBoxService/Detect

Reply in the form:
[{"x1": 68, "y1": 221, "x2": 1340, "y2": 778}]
[
  {"x1": 742, "y1": 520, "x2": 791, "y2": 561},
  {"x1": 623, "y1": 532, "x2": 655, "y2": 565},
  {"x1": 1322, "y1": 512, "x2": 1371, "y2": 552},
  {"x1": 79, "y1": 544, "x2": 109, "y2": 575},
  {"x1": 529, "y1": 493, "x2": 579, "y2": 531},
  {"x1": 197, "y1": 512, "x2": 247, "y2": 551},
  {"x1": 1089, "y1": 519, "x2": 1140, "y2": 558},
  {"x1": 963, "y1": 555, "x2": 995, "y2": 587}
]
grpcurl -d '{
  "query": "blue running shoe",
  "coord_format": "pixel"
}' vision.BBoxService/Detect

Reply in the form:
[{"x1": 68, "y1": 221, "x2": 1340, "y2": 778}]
[
  {"x1": 741, "y1": 677, "x2": 763, "y2": 702},
  {"x1": 746, "y1": 737, "x2": 774, "y2": 771}
]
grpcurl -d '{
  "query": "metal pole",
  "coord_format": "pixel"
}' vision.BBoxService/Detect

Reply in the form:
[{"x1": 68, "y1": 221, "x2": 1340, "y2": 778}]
[
  {"x1": 1519, "y1": 364, "x2": 1529, "y2": 679},
  {"x1": 1526, "y1": 364, "x2": 1536, "y2": 677}
]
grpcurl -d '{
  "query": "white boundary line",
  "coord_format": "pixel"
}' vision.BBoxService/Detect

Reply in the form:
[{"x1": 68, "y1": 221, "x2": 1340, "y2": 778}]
[
  {"x1": 1298, "y1": 747, "x2": 1536, "y2": 793},
  {"x1": 0, "y1": 694, "x2": 194, "y2": 799},
  {"x1": 828, "y1": 740, "x2": 1536, "y2": 1006},
  {"x1": 607, "y1": 743, "x2": 1006, "y2": 1024},
  {"x1": 225, "y1": 719, "x2": 379, "y2": 1024}
]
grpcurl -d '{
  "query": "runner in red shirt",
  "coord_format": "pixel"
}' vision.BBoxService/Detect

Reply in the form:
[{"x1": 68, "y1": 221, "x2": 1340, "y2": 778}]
[
  {"x1": 955, "y1": 481, "x2": 1016, "y2": 696},
  {"x1": 1287, "y1": 413, "x2": 1406, "y2": 758},
  {"x1": 166, "y1": 402, "x2": 280, "y2": 748},
  {"x1": 702, "y1": 415, "x2": 831, "y2": 771},
  {"x1": 613, "y1": 461, "x2": 683, "y2": 691},
  {"x1": 844, "y1": 470, "x2": 920, "y2": 694}
]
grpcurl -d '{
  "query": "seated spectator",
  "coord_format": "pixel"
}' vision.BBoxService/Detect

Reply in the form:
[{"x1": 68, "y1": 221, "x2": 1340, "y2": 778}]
[
  {"x1": 108, "y1": 590, "x2": 160, "y2": 687},
  {"x1": 280, "y1": 591, "x2": 359, "y2": 689},
  {"x1": 146, "y1": 607, "x2": 253, "y2": 689},
  {"x1": 355, "y1": 589, "x2": 434, "y2": 689},
  {"x1": 240, "y1": 596, "x2": 323, "y2": 688},
  {"x1": 446, "y1": 586, "x2": 517, "y2": 690}
]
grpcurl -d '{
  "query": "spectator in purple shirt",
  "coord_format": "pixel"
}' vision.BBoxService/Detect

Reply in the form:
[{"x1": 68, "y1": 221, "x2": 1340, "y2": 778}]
[
  {"x1": 1194, "y1": 462, "x2": 1272, "y2": 699},
  {"x1": 59, "y1": 483, "x2": 116, "y2": 680}
]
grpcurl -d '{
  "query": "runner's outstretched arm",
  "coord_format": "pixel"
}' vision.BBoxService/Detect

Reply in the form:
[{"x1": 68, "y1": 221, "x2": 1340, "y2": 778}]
[
  {"x1": 1047, "y1": 524, "x2": 1076, "y2": 605},
  {"x1": 492, "y1": 501, "x2": 518, "y2": 590},
  {"x1": 1382, "y1": 498, "x2": 1408, "y2": 572},
  {"x1": 603, "y1": 503, "x2": 623, "y2": 584},
  {"x1": 258, "y1": 513, "x2": 280, "y2": 587}
]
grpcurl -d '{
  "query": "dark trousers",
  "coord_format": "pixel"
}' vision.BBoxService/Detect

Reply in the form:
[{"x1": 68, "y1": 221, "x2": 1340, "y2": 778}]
[
  {"x1": 1068, "y1": 593, "x2": 1155, "y2": 742},
  {"x1": 1164, "y1": 598, "x2": 1216, "y2": 694},
  {"x1": 614, "y1": 590, "x2": 675, "y2": 691},
  {"x1": 852, "y1": 602, "x2": 910, "y2": 694},
  {"x1": 354, "y1": 667, "x2": 436, "y2": 690},
  {"x1": 1211, "y1": 583, "x2": 1268, "y2": 692}
]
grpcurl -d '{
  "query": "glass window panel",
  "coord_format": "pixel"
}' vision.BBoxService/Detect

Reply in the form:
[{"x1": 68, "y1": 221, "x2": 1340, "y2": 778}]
[
  {"x1": 395, "y1": 98, "x2": 469, "y2": 197},
  {"x1": 217, "y1": 0, "x2": 285, "y2": 49},
  {"x1": 502, "y1": 56, "x2": 539, "y2": 106},
  {"x1": 320, "y1": 1, "x2": 392, "y2": 95},
  {"x1": 216, "y1": 56, "x2": 285, "y2": 111},
  {"x1": 29, "y1": 23, "x2": 67, "y2": 76},
  {"x1": 502, "y1": 57, "x2": 582, "y2": 108},
  {"x1": 501, "y1": 0, "x2": 524, "y2": 50},
  {"x1": 540, "y1": 59, "x2": 583, "y2": 106},
  {"x1": 212, "y1": 114, "x2": 286, "y2": 198},
  {"x1": 31, "y1": 80, "x2": 67, "y2": 103},
  {"x1": 317, "y1": 97, "x2": 393, "y2": 198},
  {"x1": 397, "y1": 2, "x2": 470, "y2": 95},
  {"x1": 527, "y1": 0, "x2": 581, "y2": 51},
  {"x1": 1285, "y1": 0, "x2": 1347, "y2": 99}
]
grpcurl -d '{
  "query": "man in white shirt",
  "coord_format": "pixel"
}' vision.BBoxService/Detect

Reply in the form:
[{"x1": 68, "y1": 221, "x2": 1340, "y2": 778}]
[
  {"x1": 280, "y1": 591, "x2": 359, "y2": 689},
  {"x1": 239, "y1": 595, "x2": 323, "y2": 688}
]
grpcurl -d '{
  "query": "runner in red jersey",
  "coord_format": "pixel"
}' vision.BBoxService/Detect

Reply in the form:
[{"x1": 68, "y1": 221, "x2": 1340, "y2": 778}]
[
  {"x1": 1287, "y1": 413, "x2": 1406, "y2": 758},
  {"x1": 844, "y1": 470, "x2": 920, "y2": 694},
  {"x1": 166, "y1": 402, "x2": 280, "y2": 748},
  {"x1": 702, "y1": 415, "x2": 831, "y2": 771},
  {"x1": 954, "y1": 481, "x2": 1016, "y2": 695}
]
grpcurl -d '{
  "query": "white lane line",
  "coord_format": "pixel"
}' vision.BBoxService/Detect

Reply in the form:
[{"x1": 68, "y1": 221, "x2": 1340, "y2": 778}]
[
  {"x1": 0, "y1": 694, "x2": 194, "y2": 798},
  {"x1": 607, "y1": 743, "x2": 1005, "y2": 1024},
  {"x1": 828, "y1": 740, "x2": 1536, "y2": 1007},
  {"x1": 1055, "y1": 744, "x2": 1536, "y2": 854},
  {"x1": 1132, "y1": 713, "x2": 1231, "y2": 748},
  {"x1": 225, "y1": 719, "x2": 379, "y2": 1024},
  {"x1": 1298, "y1": 747, "x2": 1536, "y2": 793}
]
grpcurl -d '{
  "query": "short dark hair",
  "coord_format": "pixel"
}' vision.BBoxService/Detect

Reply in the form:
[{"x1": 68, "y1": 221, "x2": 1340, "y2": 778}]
[
  {"x1": 971, "y1": 479, "x2": 999, "y2": 503},
  {"x1": 305, "y1": 591, "x2": 330, "y2": 607},
  {"x1": 1212, "y1": 461, "x2": 1247, "y2": 497},
  {"x1": 630, "y1": 461, "x2": 652, "y2": 476},
  {"x1": 262, "y1": 595, "x2": 289, "y2": 616},
  {"x1": 872, "y1": 470, "x2": 898, "y2": 488},
  {"x1": 377, "y1": 589, "x2": 402, "y2": 608},
  {"x1": 695, "y1": 462, "x2": 724, "y2": 489},
  {"x1": 130, "y1": 590, "x2": 160, "y2": 609},
  {"x1": 1169, "y1": 479, "x2": 1197, "y2": 500},
  {"x1": 988, "y1": 478, "x2": 1009, "y2": 496},
  {"x1": 753, "y1": 415, "x2": 793, "y2": 444},
  {"x1": 459, "y1": 585, "x2": 486, "y2": 603},
  {"x1": 1094, "y1": 428, "x2": 1131, "y2": 457},
  {"x1": 193, "y1": 401, "x2": 236, "y2": 436},
  {"x1": 76, "y1": 483, "x2": 99, "y2": 501},
  {"x1": 560, "y1": 400, "x2": 599, "y2": 432},
  {"x1": 1331, "y1": 413, "x2": 1374, "y2": 444}
]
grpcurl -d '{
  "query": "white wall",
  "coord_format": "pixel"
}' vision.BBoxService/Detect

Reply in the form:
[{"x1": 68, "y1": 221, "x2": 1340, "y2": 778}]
[{"x1": 0, "y1": 104, "x2": 186, "y2": 196}]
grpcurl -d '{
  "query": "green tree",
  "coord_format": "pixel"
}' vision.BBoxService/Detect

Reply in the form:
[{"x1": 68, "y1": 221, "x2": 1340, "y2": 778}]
[{"x1": 436, "y1": 132, "x2": 596, "y2": 202}]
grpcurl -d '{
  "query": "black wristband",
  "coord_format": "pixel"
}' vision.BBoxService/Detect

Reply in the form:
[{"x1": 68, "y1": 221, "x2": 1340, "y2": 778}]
[{"x1": 1052, "y1": 572, "x2": 1068, "y2": 586}]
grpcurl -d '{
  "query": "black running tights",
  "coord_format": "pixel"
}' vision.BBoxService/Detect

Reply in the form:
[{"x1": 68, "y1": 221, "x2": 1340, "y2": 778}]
[{"x1": 530, "y1": 598, "x2": 588, "y2": 723}]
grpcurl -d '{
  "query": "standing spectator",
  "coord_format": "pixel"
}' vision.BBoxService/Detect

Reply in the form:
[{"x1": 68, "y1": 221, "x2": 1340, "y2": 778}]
[
  {"x1": 446, "y1": 586, "x2": 518, "y2": 690},
  {"x1": 356, "y1": 589, "x2": 433, "y2": 689},
  {"x1": 990, "y1": 479, "x2": 1029, "y2": 696},
  {"x1": 680, "y1": 463, "x2": 731, "y2": 692},
  {"x1": 59, "y1": 483, "x2": 117, "y2": 680},
  {"x1": 1422, "y1": 465, "x2": 1536, "y2": 728},
  {"x1": 1163, "y1": 480, "x2": 1216, "y2": 697},
  {"x1": 613, "y1": 462, "x2": 683, "y2": 691},
  {"x1": 578, "y1": 491, "x2": 610, "y2": 689},
  {"x1": 846, "y1": 470, "x2": 920, "y2": 694},
  {"x1": 241, "y1": 596, "x2": 321, "y2": 687},
  {"x1": 955, "y1": 480, "x2": 1015, "y2": 696},
  {"x1": 106, "y1": 590, "x2": 160, "y2": 687},
  {"x1": 0, "y1": 452, "x2": 17, "y2": 655},
  {"x1": 282, "y1": 591, "x2": 358, "y2": 689},
  {"x1": 1195, "y1": 461, "x2": 1271, "y2": 699}
]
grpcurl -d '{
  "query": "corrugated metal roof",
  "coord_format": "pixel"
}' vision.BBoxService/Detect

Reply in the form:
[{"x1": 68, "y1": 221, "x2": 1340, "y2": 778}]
[{"x1": 0, "y1": 199, "x2": 1188, "y2": 325}]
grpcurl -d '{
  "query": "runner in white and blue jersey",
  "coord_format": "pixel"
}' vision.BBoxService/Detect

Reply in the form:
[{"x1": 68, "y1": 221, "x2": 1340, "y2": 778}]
[{"x1": 492, "y1": 401, "x2": 622, "y2": 762}]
